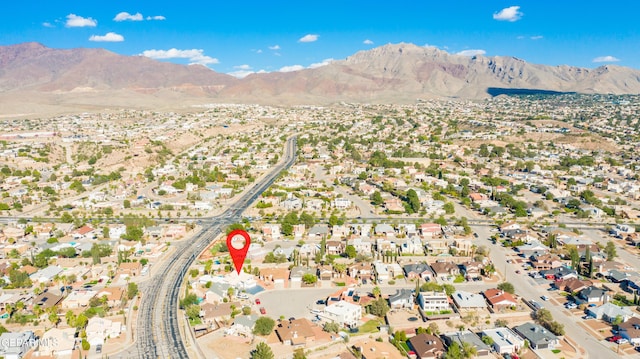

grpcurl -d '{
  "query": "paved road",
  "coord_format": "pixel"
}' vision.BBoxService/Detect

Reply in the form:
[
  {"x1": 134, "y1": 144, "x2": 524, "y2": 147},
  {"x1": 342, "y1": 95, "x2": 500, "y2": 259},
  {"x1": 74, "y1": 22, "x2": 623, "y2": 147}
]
[
  {"x1": 472, "y1": 224, "x2": 620, "y2": 359},
  {"x1": 123, "y1": 136, "x2": 298, "y2": 358}
]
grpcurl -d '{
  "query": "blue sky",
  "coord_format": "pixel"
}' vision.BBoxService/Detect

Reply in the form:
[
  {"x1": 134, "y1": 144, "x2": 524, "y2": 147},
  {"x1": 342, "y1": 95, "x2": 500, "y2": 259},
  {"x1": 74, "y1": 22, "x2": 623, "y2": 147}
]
[{"x1": 1, "y1": 1, "x2": 638, "y2": 77}]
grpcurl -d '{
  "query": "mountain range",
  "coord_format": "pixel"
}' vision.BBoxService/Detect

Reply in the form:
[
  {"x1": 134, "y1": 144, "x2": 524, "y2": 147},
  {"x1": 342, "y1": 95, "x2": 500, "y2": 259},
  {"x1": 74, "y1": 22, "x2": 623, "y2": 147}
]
[{"x1": 1, "y1": 42, "x2": 640, "y2": 115}]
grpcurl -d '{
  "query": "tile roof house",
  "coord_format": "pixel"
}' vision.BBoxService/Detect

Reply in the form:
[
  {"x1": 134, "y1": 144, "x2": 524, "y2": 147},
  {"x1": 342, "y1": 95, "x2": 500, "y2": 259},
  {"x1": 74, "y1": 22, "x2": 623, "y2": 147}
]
[
  {"x1": 275, "y1": 318, "x2": 317, "y2": 346},
  {"x1": 554, "y1": 278, "x2": 593, "y2": 293},
  {"x1": 408, "y1": 333, "x2": 445, "y2": 359},
  {"x1": 483, "y1": 288, "x2": 518, "y2": 310},
  {"x1": 429, "y1": 261, "x2": 460, "y2": 282},
  {"x1": 513, "y1": 322, "x2": 559, "y2": 350}
]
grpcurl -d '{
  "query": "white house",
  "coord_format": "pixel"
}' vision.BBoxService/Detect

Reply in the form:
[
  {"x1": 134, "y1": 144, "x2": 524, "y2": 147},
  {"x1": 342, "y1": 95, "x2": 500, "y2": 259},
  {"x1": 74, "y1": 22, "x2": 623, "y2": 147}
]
[
  {"x1": 38, "y1": 328, "x2": 76, "y2": 357},
  {"x1": 323, "y1": 301, "x2": 362, "y2": 328},
  {"x1": 86, "y1": 317, "x2": 122, "y2": 346},
  {"x1": 0, "y1": 331, "x2": 36, "y2": 359},
  {"x1": 481, "y1": 327, "x2": 525, "y2": 354},
  {"x1": 417, "y1": 291, "x2": 450, "y2": 312}
]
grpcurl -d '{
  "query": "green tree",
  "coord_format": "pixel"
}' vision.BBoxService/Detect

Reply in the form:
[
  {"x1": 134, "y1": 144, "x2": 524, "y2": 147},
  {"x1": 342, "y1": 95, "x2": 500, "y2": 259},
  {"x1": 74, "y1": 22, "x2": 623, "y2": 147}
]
[
  {"x1": 344, "y1": 245, "x2": 356, "y2": 259},
  {"x1": 368, "y1": 297, "x2": 389, "y2": 317},
  {"x1": 123, "y1": 225, "x2": 144, "y2": 241},
  {"x1": 127, "y1": 282, "x2": 139, "y2": 300},
  {"x1": 605, "y1": 241, "x2": 617, "y2": 261},
  {"x1": 251, "y1": 342, "x2": 275, "y2": 359},
  {"x1": 302, "y1": 273, "x2": 317, "y2": 285},
  {"x1": 372, "y1": 286, "x2": 381, "y2": 299},
  {"x1": 496, "y1": 282, "x2": 515, "y2": 294},
  {"x1": 253, "y1": 316, "x2": 276, "y2": 336},
  {"x1": 186, "y1": 304, "x2": 201, "y2": 320},
  {"x1": 406, "y1": 189, "x2": 420, "y2": 213},
  {"x1": 371, "y1": 191, "x2": 384, "y2": 206},
  {"x1": 292, "y1": 348, "x2": 307, "y2": 359},
  {"x1": 323, "y1": 321, "x2": 341, "y2": 333},
  {"x1": 443, "y1": 202, "x2": 455, "y2": 214}
]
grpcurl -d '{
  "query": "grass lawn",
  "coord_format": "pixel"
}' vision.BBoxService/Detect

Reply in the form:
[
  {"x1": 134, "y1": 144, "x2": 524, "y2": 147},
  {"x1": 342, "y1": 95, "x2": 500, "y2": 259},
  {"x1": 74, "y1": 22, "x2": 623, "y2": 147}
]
[
  {"x1": 189, "y1": 318, "x2": 203, "y2": 326},
  {"x1": 358, "y1": 320, "x2": 382, "y2": 333}
]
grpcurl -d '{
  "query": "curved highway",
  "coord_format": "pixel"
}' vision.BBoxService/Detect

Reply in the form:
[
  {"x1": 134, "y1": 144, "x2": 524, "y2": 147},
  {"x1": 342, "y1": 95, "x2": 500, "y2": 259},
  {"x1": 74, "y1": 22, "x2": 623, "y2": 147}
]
[{"x1": 133, "y1": 136, "x2": 297, "y2": 358}]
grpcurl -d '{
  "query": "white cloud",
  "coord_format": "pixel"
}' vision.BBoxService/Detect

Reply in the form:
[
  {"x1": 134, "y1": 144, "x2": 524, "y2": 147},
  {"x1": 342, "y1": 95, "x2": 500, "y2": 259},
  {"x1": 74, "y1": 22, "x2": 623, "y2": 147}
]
[
  {"x1": 89, "y1": 32, "x2": 125, "y2": 42},
  {"x1": 234, "y1": 64, "x2": 252, "y2": 70},
  {"x1": 456, "y1": 49, "x2": 486, "y2": 56},
  {"x1": 65, "y1": 14, "x2": 97, "y2": 28},
  {"x1": 309, "y1": 58, "x2": 334, "y2": 69},
  {"x1": 114, "y1": 12, "x2": 143, "y2": 22},
  {"x1": 279, "y1": 65, "x2": 305, "y2": 72},
  {"x1": 141, "y1": 48, "x2": 219, "y2": 65},
  {"x1": 593, "y1": 55, "x2": 620, "y2": 63},
  {"x1": 516, "y1": 35, "x2": 525, "y2": 40},
  {"x1": 147, "y1": 15, "x2": 166, "y2": 21},
  {"x1": 268, "y1": 45, "x2": 280, "y2": 50},
  {"x1": 493, "y1": 6, "x2": 523, "y2": 22},
  {"x1": 363, "y1": 39, "x2": 374, "y2": 45},
  {"x1": 530, "y1": 35, "x2": 543, "y2": 40},
  {"x1": 298, "y1": 34, "x2": 319, "y2": 43},
  {"x1": 42, "y1": 22, "x2": 54, "y2": 28}
]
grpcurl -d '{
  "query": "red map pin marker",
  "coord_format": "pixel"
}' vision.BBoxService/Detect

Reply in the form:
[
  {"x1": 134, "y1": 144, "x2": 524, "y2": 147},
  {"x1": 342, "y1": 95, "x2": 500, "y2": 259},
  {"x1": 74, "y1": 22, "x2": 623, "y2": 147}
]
[{"x1": 226, "y1": 229, "x2": 251, "y2": 274}]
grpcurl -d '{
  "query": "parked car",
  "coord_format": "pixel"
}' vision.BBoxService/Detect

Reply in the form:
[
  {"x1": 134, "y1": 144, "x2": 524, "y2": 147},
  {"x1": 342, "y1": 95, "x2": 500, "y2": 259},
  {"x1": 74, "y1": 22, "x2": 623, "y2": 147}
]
[
  {"x1": 260, "y1": 307, "x2": 266, "y2": 314},
  {"x1": 565, "y1": 302, "x2": 577, "y2": 309},
  {"x1": 617, "y1": 338, "x2": 629, "y2": 345},
  {"x1": 608, "y1": 335, "x2": 622, "y2": 342},
  {"x1": 255, "y1": 298, "x2": 261, "y2": 305},
  {"x1": 541, "y1": 295, "x2": 549, "y2": 301}
]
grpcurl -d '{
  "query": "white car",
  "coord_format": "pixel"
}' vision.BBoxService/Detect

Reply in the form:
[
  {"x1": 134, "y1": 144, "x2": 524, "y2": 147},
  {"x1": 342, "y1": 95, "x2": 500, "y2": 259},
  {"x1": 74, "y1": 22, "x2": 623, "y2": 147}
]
[
  {"x1": 617, "y1": 338, "x2": 629, "y2": 345},
  {"x1": 541, "y1": 295, "x2": 549, "y2": 301},
  {"x1": 565, "y1": 302, "x2": 577, "y2": 309}
]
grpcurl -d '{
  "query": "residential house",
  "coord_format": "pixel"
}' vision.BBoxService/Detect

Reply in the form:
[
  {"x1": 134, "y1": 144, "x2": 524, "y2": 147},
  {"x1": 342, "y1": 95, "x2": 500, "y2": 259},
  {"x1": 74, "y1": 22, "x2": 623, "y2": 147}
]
[
  {"x1": 38, "y1": 328, "x2": 76, "y2": 357},
  {"x1": 417, "y1": 291, "x2": 450, "y2": 312},
  {"x1": 232, "y1": 314, "x2": 259, "y2": 337},
  {"x1": 513, "y1": 322, "x2": 559, "y2": 350},
  {"x1": 429, "y1": 261, "x2": 460, "y2": 282},
  {"x1": 200, "y1": 302, "x2": 234, "y2": 326},
  {"x1": 275, "y1": 318, "x2": 317, "y2": 346},
  {"x1": 85, "y1": 317, "x2": 122, "y2": 346},
  {"x1": 442, "y1": 330, "x2": 491, "y2": 357},
  {"x1": 32, "y1": 291, "x2": 63, "y2": 310},
  {"x1": 348, "y1": 263, "x2": 373, "y2": 283},
  {"x1": 62, "y1": 290, "x2": 97, "y2": 309},
  {"x1": 586, "y1": 303, "x2": 634, "y2": 323},
  {"x1": 95, "y1": 287, "x2": 125, "y2": 308},
  {"x1": 261, "y1": 224, "x2": 281, "y2": 240},
  {"x1": 578, "y1": 286, "x2": 610, "y2": 304},
  {"x1": 353, "y1": 340, "x2": 404, "y2": 359},
  {"x1": 419, "y1": 223, "x2": 442, "y2": 238},
  {"x1": 541, "y1": 266, "x2": 577, "y2": 281},
  {"x1": 460, "y1": 261, "x2": 483, "y2": 280},
  {"x1": 29, "y1": 265, "x2": 63, "y2": 284},
  {"x1": 618, "y1": 316, "x2": 640, "y2": 345},
  {"x1": 388, "y1": 289, "x2": 414, "y2": 310},
  {"x1": 452, "y1": 291, "x2": 486, "y2": 310},
  {"x1": 554, "y1": 278, "x2": 593, "y2": 293},
  {"x1": 118, "y1": 261, "x2": 142, "y2": 277},
  {"x1": 403, "y1": 263, "x2": 434, "y2": 281},
  {"x1": 481, "y1": 327, "x2": 525, "y2": 354},
  {"x1": 72, "y1": 225, "x2": 95, "y2": 240},
  {"x1": 400, "y1": 237, "x2": 425, "y2": 255},
  {"x1": 530, "y1": 254, "x2": 562, "y2": 271},
  {"x1": 408, "y1": 333, "x2": 445, "y2": 359},
  {"x1": 483, "y1": 289, "x2": 518, "y2": 310},
  {"x1": 326, "y1": 240, "x2": 345, "y2": 256},
  {"x1": 323, "y1": 301, "x2": 362, "y2": 328},
  {"x1": 308, "y1": 224, "x2": 329, "y2": 240}
]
